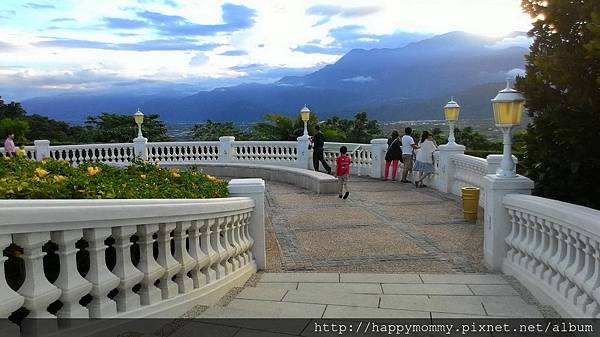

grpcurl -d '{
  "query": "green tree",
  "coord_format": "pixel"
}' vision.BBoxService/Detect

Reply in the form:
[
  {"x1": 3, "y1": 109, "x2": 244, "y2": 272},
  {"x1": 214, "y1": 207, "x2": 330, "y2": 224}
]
[
  {"x1": 252, "y1": 113, "x2": 319, "y2": 140},
  {"x1": 85, "y1": 113, "x2": 170, "y2": 143},
  {"x1": 191, "y1": 120, "x2": 249, "y2": 141},
  {"x1": 321, "y1": 112, "x2": 383, "y2": 143},
  {"x1": 518, "y1": 0, "x2": 600, "y2": 208},
  {"x1": 0, "y1": 118, "x2": 30, "y2": 144}
]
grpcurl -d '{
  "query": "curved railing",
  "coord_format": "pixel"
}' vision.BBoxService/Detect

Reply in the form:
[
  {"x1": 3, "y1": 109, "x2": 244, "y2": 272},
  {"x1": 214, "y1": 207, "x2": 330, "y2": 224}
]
[
  {"x1": 323, "y1": 142, "x2": 373, "y2": 176},
  {"x1": 0, "y1": 197, "x2": 257, "y2": 333},
  {"x1": 147, "y1": 141, "x2": 219, "y2": 162},
  {"x1": 232, "y1": 141, "x2": 297, "y2": 166},
  {"x1": 502, "y1": 194, "x2": 600, "y2": 317},
  {"x1": 450, "y1": 154, "x2": 488, "y2": 207}
]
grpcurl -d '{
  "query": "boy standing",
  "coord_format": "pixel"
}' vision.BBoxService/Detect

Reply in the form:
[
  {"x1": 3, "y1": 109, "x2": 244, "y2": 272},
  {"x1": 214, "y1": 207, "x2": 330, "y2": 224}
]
[{"x1": 336, "y1": 146, "x2": 352, "y2": 199}]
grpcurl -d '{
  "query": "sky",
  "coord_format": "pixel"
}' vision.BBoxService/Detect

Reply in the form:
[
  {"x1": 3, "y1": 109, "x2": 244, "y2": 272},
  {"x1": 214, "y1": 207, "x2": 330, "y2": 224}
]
[{"x1": 0, "y1": 0, "x2": 533, "y2": 101}]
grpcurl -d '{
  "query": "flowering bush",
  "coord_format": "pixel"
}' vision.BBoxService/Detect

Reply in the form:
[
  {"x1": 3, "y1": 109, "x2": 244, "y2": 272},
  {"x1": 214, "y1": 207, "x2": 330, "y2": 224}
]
[{"x1": 0, "y1": 157, "x2": 229, "y2": 199}]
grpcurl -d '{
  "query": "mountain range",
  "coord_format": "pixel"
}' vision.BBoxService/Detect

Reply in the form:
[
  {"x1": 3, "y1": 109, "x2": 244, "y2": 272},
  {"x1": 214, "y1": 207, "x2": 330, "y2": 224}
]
[{"x1": 22, "y1": 31, "x2": 529, "y2": 123}]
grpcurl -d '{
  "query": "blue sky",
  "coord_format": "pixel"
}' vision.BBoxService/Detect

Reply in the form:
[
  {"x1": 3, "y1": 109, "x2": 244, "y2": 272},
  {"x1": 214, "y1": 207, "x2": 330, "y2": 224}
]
[{"x1": 0, "y1": 0, "x2": 532, "y2": 100}]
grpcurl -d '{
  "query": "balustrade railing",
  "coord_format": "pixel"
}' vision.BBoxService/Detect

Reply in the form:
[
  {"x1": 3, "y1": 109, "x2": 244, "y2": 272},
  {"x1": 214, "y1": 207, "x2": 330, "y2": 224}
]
[
  {"x1": 323, "y1": 143, "x2": 373, "y2": 175},
  {"x1": 232, "y1": 141, "x2": 297, "y2": 166},
  {"x1": 503, "y1": 195, "x2": 600, "y2": 317},
  {"x1": 147, "y1": 141, "x2": 219, "y2": 162},
  {"x1": 48, "y1": 143, "x2": 134, "y2": 165},
  {"x1": 0, "y1": 197, "x2": 257, "y2": 333},
  {"x1": 0, "y1": 145, "x2": 36, "y2": 160},
  {"x1": 450, "y1": 154, "x2": 488, "y2": 206}
]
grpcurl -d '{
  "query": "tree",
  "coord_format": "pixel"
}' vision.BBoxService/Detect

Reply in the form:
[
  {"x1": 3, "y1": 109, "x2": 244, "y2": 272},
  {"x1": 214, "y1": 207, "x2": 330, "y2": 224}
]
[
  {"x1": 517, "y1": 0, "x2": 600, "y2": 208},
  {"x1": 0, "y1": 118, "x2": 29, "y2": 144},
  {"x1": 85, "y1": 113, "x2": 170, "y2": 143},
  {"x1": 252, "y1": 113, "x2": 319, "y2": 141},
  {"x1": 191, "y1": 120, "x2": 249, "y2": 141},
  {"x1": 321, "y1": 112, "x2": 383, "y2": 143}
]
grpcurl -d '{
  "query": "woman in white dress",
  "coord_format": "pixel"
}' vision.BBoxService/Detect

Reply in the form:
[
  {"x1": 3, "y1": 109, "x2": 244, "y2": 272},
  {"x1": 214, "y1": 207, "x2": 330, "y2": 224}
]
[{"x1": 414, "y1": 131, "x2": 437, "y2": 188}]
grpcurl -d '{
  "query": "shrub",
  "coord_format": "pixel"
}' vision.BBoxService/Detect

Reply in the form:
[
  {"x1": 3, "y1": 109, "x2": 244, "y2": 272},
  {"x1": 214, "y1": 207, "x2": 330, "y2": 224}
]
[{"x1": 0, "y1": 157, "x2": 229, "y2": 199}]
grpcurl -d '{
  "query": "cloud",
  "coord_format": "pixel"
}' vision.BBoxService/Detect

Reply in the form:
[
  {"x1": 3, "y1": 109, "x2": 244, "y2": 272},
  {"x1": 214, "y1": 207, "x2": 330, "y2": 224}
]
[
  {"x1": 189, "y1": 53, "x2": 209, "y2": 65},
  {"x1": 220, "y1": 50, "x2": 247, "y2": 56},
  {"x1": 0, "y1": 10, "x2": 16, "y2": 19},
  {"x1": 23, "y1": 2, "x2": 55, "y2": 9},
  {"x1": 507, "y1": 68, "x2": 525, "y2": 78},
  {"x1": 50, "y1": 17, "x2": 75, "y2": 22},
  {"x1": 103, "y1": 17, "x2": 148, "y2": 29},
  {"x1": 0, "y1": 41, "x2": 16, "y2": 52},
  {"x1": 486, "y1": 35, "x2": 532, "y2": 50},
  {"x1": 36, "y1": 37, "x2": 222, "y2": 51},
  {"x1": 229, "y1": 63, "x2": 324, "y2": 82},
  {"x1": 306, "y1": 5, "x2": 382, "y2": 26},
  {"x1": 294, "y1": 25, "x2": 430, "y2": 55},
  {"x1": 135, "y1": 3, "x2": 256, "y2": 36},
  {"x1": 342, "y1": 76, "x2": 374, "y2": 82}
]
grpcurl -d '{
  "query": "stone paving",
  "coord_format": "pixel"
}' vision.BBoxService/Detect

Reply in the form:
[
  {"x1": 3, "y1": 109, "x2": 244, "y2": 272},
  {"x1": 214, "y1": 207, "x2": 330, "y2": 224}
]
[{"x1": 264, "y1": 176, "x2": 484, "y2": 273}]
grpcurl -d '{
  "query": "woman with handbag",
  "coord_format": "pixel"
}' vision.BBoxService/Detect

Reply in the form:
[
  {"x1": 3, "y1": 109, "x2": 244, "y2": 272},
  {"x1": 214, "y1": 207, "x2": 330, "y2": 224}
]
[
  {"x1": 383, "y1": 130, "x2": 403, "y2": 181},
  {"x1": 414, "y1": 130, "x2": 438, "y2": 188}
]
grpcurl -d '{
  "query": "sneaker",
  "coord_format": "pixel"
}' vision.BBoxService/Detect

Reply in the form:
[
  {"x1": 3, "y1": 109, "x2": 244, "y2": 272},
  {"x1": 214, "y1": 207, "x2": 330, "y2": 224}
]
[
  {"x1": 338, "y1": 194, "x2": 343, "y2": 198},
  {"x1": 343, "y1": 192, "x2": 349, "y2": 199}
]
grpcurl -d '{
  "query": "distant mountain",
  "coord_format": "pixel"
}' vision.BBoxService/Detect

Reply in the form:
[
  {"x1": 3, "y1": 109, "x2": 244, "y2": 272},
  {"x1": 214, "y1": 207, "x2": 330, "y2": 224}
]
[{"x1": 22, "y1": 31, "x2": 528, "y2": 122}]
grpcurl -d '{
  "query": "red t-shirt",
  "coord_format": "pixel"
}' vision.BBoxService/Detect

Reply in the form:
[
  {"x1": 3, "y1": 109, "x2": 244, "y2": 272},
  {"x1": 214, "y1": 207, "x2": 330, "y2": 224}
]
[{"x1": 336, "y1": 155, "x2": 352, "y2": 176}]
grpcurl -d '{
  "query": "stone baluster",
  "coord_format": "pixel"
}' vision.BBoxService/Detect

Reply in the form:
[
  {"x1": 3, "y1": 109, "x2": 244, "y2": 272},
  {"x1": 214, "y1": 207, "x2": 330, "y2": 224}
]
[
  {"x1": 83, "y1": 228, "x2": 119, "y2": 318},
  {"x1": 237, "y1": 213, "x2": 249, "y2": 266},
  {"x1": 564, "y1": 231, "x2": 586, "y2": 303},
  {"x1": 532, "y1": 218, "x2": 549, "y2": 278},
  {"x1": 525, "y1": 214, "x2": 541, "y2": 273},
  {"x1": 222, "y1": 216, "x2": 236, "y2": 274},
  {"x1": 212, "y1": 217, "x2": 227, "y2": 279},
  {"x1": 202, "y1": 219, "x2": 218, "y2": 283},
  {"x1": 112, "y1": 226, "x2": 144, "y2": 312},
  {"x1": 188, "y1": 220, "x2": 209, "y2": 288},
  {"x1": 0, "y1": 235, "x2": 24, "y2": 337},
  {"x1": 174, "y1": 221, "x2": 196, "y2": 293},
  {"x1": 505, "y1": 209, "x2": 519, "y2": 264},
  {"x1": 13, "y1": 232, "x2": 62, "y2": 335},
  {"x1": 157, "y1": 222, "x2": 181, "y2": 299},
  {"x1": 551, "y1": 227, "x2": 571, "y2": 291},
  {"x1": 558, "y1": 228, "x2": 578, "y2": 297},
  {"x1": 51, "y1": 230, "x2": 92, "y2": 321},
  {"x1": 230, "y1": 214, "x2": 243, "y2": 270},
  {"x1": 573, "y1": 235, "x2": 594, "y2": 310},
  {"x1": 244, "y1": 212, "x2": 255, "y2": 262},
  {"x1": 542, "y1": 223, "x2": 560, "y2": 283},
  {"x1": 515, "y1": 212, "x2": 530, "y2": 268},
  {"x1": 587, "y1": 240, "x2": 600, "y2": 317},
  {"x1": 136, "y1": 224, "x2": 164, "y2": 306}
]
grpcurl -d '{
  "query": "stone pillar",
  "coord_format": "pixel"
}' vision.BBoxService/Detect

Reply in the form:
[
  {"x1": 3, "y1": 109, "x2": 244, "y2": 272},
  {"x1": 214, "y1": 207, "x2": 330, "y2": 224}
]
[
  {"x1": 219, "y1": 136, "x2": 235, "y2": 162},
  {"x1": 133, "y1": 137, "x2": 148, "y2": 161},
  {"x1": 486, "y1": 154, "x2": 518, "y2": 175},
  {"x1": 483, "y1": 174, "x2": 534, "y2": 271},
  {"x1": 369, "y1": 138, "x2": 388, "y2": 179},
  {"x1": 436, "y1": 143, "x2": 465, "y2": 193},
  {"x1": 228, "y1": 179, "x2": 266, "y2": 270},
  {"x1": 34, "y1": 140, "x2": 50, "y2": 161},
  {"x1": 296, "y1": 136, "x2": 310, "y2": 169}
]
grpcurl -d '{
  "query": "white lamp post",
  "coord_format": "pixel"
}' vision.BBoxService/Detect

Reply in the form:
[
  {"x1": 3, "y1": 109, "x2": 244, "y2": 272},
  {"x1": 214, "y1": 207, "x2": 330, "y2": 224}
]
[
  {"x1": 134, "y1": 108, "x2": 145, "y2": 139},
  {"x1": 491, "y1": 80, "x2": 525, "y2": 177},
  {"x1": 443, "y1": 97, "x2": 460, "y2": 145},
  {"x1": 300, "y1": 105, "x2": 311, "y2": 138}
]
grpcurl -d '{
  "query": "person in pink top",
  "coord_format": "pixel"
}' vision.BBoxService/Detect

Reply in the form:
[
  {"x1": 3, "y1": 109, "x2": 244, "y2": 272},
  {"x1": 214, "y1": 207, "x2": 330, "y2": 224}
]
[
  {"x1": 3, "y1": 133, "x2": 16, "y2": 157},
  {"x1": 336, "y1": 146, "x2": 352, "y2": 199}
]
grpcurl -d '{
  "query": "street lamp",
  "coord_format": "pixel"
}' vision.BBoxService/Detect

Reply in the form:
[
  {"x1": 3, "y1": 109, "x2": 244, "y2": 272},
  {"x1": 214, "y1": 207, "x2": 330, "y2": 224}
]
[
  {"x1": 443, "y1": 97, "x2": 460, "y2": 145},
  {"x1": 300, "y1": 105, "x2": 311, "y2": 137},
  {"x1": 491, "y1": 80, "x2": 525, "y2": 177},
  {"x1": 134, "y1": 108, "x2": 145, "y2": 139}
]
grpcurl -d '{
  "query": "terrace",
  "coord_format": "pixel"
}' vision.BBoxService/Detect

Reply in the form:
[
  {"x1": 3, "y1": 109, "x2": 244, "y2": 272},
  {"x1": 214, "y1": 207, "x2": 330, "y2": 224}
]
[{"x1": 1, "y1": 135, "x2": 599, "y2": 336}]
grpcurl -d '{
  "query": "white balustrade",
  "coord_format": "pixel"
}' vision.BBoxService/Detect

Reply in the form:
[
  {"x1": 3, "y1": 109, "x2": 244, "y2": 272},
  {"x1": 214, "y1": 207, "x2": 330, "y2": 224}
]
[
  {"x1": 0, "y1": 196, "x2": 258, "y2": 334},
  {"x1": 147, "y1": 141, "x2": 219, "y2": 162},
  {"x1": 0, "y1": 145, "x2": 36, "y2": 159},
  {"x1": 48, "y1": 143, "x2": 134, "y2": 165},
  {"x1": 323, "y1": 143, "x2": 373, "y2": 176},
  {"x1": 450, "y1": 154, "x2": 488, "y2": 203},
  {"x1": 233, "y1": 141, "x2": 297, "y2": 165},
  {"x1": 503, "y1": 194, "x2": 600, "y2": 317}
]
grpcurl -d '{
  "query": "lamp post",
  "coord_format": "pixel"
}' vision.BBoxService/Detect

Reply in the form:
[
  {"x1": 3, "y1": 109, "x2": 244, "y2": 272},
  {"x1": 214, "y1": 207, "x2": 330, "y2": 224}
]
[
  {"x1": 491, "y1": 80, "x2": 525, "y2": 178},
  {"x1": 300, "y1": 105, "x2": 311, "y2": 138},
  {"x1": 134, "y1": 108, "x2": 145, "y2": 139},
  {"x1": 443, "y1": 97, "x2": 460, "y2": 145}
]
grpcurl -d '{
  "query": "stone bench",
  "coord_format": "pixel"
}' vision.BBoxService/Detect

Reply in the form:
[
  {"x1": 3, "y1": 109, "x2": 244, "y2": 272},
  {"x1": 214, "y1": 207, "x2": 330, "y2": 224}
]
[{"x1": 162, "y1": 162, "x2": 338, "y2": 194}]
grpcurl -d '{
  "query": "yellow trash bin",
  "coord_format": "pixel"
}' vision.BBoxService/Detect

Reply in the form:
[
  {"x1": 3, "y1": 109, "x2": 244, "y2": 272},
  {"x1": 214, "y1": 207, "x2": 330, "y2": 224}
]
[{"x1": 461, "y1": 187, "x2": 480, "y2": 220}]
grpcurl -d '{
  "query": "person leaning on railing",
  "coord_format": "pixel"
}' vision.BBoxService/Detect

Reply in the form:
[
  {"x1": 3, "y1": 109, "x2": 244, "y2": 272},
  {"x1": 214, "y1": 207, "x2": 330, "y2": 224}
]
[
  {"x1": 310, "y1": 125, "x2": 332, "y2": 174},
  {"x1": 383, "y1": 130, "x2": 403, "y2": 181},
  {"x1": 414, "y1": 130, "x2": 438, "y2": 188}
]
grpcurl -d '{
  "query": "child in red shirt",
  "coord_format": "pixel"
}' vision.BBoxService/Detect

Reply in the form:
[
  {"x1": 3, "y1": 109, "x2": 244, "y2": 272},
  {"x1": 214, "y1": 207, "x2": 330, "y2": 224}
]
[{"x1": 336, "y1": 146, "x2": 352, "y2": 199}]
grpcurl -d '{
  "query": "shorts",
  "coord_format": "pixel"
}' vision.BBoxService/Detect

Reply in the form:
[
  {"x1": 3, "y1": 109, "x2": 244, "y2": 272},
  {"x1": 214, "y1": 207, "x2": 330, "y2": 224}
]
[{"x1": 402, "y1": 154, "x2": 413, "y2": 170}]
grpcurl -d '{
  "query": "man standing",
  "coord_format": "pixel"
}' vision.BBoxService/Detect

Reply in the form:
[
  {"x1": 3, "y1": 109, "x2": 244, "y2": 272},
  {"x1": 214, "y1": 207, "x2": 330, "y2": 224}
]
[
  {"x1": 310, "y1": 125, "x2": 331, "y2": 174},
  {"x1": 400, "y1": 127, "x2": 419, "y2": 183},
  {"x1": 3, "y1": 133, "x2": 16, "y2": 157}
]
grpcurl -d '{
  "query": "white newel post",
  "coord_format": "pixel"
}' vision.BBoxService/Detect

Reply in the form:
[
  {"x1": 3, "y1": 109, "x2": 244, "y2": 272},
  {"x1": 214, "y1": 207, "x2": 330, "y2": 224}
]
[
  {"x1": 436, "y1": 143, "x2": 465, "y2": 193},
  {"x1": 219, "y1": 136, "x2": 235, "y2": 162},
  {"x1": 133, "y1": 137, "x2": 148, "y2": 160},
  {"x1": 34, "y1": 140, "x2": 50, "y2": 161},
  {"x1": 483, "y1": 174, "x2": 534, "y2": 271},
  {"x1": 369, "y1": 138, "x2": 387, "y2": 179},
  {"x1": 296, "y1": 136, "x2": 310, "y2": 169},
  {"x1": 228, "y1": 179, "x2": 266, "y2": 270},
  {"x1": 487, "y1": 154, "x2": 518, "y2": 175}
]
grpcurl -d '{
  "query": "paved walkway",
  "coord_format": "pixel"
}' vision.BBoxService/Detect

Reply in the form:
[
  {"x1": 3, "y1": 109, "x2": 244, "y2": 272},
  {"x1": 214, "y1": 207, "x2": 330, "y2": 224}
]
[{"x1": 264, "y1": 176, "x2": 484, "y2": 273}]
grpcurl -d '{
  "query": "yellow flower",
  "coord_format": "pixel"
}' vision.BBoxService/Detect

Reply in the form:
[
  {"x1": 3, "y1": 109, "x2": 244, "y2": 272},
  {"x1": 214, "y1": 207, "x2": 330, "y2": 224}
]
[
  {"x1": 171, "y1": 170, "x2": 180, "y2": 178},
  {"x1": 41, "y1": 159, "x2": 48, "y2": 164},
  {"x1": 32, "y1": 176, "x2": 40, "y2": 182},
  {"x1": 87, "y1": 166, "x2": 101, "y2": 176},
  {"x1": 206, "y1": 174, "x2": 217, "y2": 182},
  {"x1": 35, "y1": 167, "x2": 49, "y2": 178},
  {"x1": 16, "y1": 149, "x2": 26, "y2": 157},
  {"x1": 53, "y1": 175, "x2": 66, "y2": 183},
  {"x1": 77, "y1": 189, "x2": 86, "y2": 193},
  {"x1": 140, "y1": 174, "x2": 147, "y2": 179},
  {"x1": 3, "y1": 156, "x2": 10, "y2": 160}
]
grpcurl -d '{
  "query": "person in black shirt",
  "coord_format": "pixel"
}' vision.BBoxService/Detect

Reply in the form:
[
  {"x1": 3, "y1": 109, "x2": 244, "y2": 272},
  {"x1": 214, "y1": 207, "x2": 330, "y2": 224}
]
[{"x1": 310, "y1": 125, "x2": 331, "y2": 174}]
